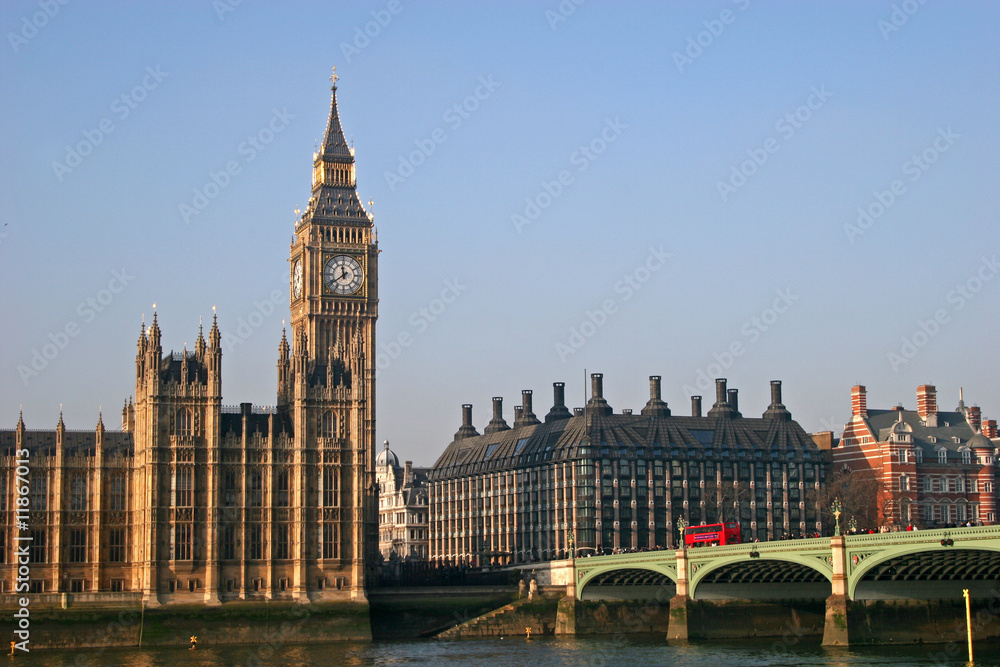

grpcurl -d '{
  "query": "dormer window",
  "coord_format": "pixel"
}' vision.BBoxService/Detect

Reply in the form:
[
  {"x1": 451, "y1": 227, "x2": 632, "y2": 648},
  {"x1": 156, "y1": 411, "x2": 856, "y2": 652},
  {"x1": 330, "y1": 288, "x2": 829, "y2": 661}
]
[
  {"x1": 961, "y1": 448, "x2": 972, "y2": 465},
  {"x1": 938, "y1": 449, "x2": 948, "y2": 464},
  {"x1": 914, "y1": 448, "x2": 923, "y2": 463}
]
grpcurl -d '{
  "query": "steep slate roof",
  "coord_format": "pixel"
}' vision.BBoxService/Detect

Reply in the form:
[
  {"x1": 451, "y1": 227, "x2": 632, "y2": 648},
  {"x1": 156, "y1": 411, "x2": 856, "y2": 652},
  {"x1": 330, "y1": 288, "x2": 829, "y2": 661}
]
[
  {"x1": 430, "y1": 409, "x2": 819, "y2": 481},
  {"x1": 865, "y1": 408, "x2": 989, "y2": 460}
]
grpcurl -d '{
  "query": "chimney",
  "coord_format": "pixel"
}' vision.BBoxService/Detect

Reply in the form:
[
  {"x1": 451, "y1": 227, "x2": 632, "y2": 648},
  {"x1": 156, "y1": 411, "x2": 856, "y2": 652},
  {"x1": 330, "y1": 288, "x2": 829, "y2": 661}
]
[
  {"x1": 573, "y1": 407, "x2": 584, "y2": 416},
  {"x1": 454, "y1": 403, "x2": 480, "y2": 440},
  {"x1": 545, "y1": 382, "x2": 572, "y2": 422},
  {"x1": 969, "y1": 406, "x2": 982, "y2": 432},
  {"x1": 515, "y1": 389, "x2": 541, "y2": 428},
  {"x1": 404, "y1": 461, "x2": 413, "y2": 486},
  {"x1": 763, "y1": 380, "x2": 791, "y2": 421},
  {"x1": 984, "y1": 420, "x2": 997, "y2": 438},
  {"x1": 707, "y1": 378, "x2": 735, "y2": 418},
  {"x1": 691, "y1": 395, "x2": 702, "y2": 417},
  {"x1": 727, "y1": 388, "x2": 740, "y2": 416},
  {"x1": 641, "y1": 375, "x2": 671, "y2": 417},
  {"x1": 586, "y1": 372, "x2": 613, "y2": 416},
  {"x1": 851, "y1": 385, "x2": 867, "y2": 418},
  {"x1": 484, "y1": 397, "x2": 510, "y2": 434},
  {"x1": 917, "y1": 384, "x2": 938, "y2": 426}
]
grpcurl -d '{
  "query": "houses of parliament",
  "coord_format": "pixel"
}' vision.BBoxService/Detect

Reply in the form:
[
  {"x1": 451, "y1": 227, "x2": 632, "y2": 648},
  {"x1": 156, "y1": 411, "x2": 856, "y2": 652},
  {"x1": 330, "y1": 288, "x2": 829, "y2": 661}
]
[{"x1": 0, "y1": 72, "x2": 379, "y2": 605}]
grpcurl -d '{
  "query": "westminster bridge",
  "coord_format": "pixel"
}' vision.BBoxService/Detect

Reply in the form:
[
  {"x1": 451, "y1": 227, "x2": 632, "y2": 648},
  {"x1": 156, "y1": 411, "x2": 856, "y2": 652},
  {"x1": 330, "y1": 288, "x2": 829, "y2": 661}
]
[{"x1": 561, "y1": 525, "x2": 1000, "y2": 644}]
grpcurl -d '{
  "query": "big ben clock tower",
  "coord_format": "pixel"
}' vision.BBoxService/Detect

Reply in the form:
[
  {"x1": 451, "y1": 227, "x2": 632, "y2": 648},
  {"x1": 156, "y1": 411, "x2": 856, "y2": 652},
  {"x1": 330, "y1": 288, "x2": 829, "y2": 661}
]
[{"x1": 280, "y1": 67, "x2": 378, "y2": 601}]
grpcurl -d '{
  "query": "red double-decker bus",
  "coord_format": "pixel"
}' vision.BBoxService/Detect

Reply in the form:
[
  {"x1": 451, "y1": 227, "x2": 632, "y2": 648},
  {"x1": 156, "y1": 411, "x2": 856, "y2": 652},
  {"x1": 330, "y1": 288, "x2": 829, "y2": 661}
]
[{"x1": 683, "y1": 522, "x2": 741, "y2": 547}]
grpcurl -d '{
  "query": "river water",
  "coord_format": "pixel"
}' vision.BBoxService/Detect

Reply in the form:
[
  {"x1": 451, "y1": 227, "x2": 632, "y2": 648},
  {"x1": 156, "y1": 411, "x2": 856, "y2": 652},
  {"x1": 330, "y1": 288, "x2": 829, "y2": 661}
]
[{"x1": 10, "y1": 636, "x2": 999, "y2": 667}]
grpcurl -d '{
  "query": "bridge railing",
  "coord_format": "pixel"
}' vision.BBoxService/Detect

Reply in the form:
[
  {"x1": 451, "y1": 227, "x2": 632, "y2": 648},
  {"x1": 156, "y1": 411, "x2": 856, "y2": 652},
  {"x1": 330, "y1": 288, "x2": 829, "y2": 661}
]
[{"x1": 844, "y1": 524, "x2": 1000, "y2": 547}]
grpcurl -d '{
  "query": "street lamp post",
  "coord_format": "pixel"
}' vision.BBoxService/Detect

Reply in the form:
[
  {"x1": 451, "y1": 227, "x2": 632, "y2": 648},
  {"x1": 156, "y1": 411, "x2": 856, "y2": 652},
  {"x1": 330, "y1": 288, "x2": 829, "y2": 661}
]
[{"x1": 832, "y1": 497, "x2": 843, "y2": 537}]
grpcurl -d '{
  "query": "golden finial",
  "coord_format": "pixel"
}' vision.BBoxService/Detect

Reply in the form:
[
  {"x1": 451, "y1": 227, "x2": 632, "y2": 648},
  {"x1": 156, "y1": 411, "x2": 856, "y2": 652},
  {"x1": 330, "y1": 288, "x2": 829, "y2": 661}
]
[{"x1": 330, "y1": 66, "x2": 338, "y2": 85}]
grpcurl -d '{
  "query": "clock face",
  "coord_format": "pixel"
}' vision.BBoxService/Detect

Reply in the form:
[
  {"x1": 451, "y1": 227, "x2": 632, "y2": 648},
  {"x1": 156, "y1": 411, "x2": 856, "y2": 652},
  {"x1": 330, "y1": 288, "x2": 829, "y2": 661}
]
[
  {"x1": 292, "y1": 259, "x2": 303, "y2": 300},
  {"x1": 324, "y1": 255, "x2": 363, "y2": 295}
]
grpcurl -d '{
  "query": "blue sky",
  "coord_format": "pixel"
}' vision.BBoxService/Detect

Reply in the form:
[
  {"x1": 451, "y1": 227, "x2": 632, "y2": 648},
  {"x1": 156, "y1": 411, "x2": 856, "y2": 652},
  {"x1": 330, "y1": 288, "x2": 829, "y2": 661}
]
[{"x1": 2, "y1": 1, "x2": 998, "y2": 465}]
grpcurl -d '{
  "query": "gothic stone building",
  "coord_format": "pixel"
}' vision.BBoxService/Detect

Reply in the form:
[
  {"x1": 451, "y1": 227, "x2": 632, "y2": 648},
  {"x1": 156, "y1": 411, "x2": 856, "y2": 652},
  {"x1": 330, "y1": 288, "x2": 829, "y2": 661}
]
[
  {"x1": 375, "y1": 441, "x2": 430, "y2": 561},
  {"x1": 0, "y1": 73, "x2": 379, "y2": 605},
  {"x1": 835, "y1": 384, "x2": 999, "y2": 528},
  {"x1": 428, "y1": 374, "x2": 826, "y2": 566}
]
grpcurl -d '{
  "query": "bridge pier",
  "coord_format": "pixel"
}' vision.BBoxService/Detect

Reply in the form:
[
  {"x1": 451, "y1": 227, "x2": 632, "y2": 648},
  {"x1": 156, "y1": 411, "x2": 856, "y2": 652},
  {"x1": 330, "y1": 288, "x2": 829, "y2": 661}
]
[
  {"x1": 555, "y1": 596, "x2": 578, "y2": 635},
  {"x1": 668, "y1": 547, "x2": 690, "y2": 641},
  {"x1": 822, "y1": 535, "x2": 850, "y2": 646}
]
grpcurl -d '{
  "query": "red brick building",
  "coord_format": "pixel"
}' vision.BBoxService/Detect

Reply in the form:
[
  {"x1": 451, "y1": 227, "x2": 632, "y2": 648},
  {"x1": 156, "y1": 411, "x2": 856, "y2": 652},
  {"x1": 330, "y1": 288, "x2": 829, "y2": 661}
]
[{"x1": 834, "y1": 384, "x2": 998, "y2": 528}]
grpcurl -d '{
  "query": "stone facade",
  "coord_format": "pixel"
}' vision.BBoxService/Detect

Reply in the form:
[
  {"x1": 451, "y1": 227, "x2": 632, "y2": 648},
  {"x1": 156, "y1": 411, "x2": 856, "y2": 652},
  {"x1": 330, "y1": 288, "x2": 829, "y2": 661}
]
[
  {"x1": 0, "y1": 72, "x2": 378, "y2": 606},
  {"x1": 375, "y1": 441, "x2": 430, "y2": 560},
  {"x1": 429, "y1": 374, "x2": 826, "y2": 565}
]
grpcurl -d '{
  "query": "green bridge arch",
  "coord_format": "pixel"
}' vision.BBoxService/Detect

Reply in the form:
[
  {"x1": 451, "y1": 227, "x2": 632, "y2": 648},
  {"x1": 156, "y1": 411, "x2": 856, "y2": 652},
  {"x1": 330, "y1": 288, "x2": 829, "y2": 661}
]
[
  {"x1": 688, "y1": 552, "x2": 832, "y2": 599},
  {"x1": 575, "y1": 555, "x2": 677, "y2": 598},
  {"x1": 846, "y1": 540, "x2": 1000, "y2": 600}
]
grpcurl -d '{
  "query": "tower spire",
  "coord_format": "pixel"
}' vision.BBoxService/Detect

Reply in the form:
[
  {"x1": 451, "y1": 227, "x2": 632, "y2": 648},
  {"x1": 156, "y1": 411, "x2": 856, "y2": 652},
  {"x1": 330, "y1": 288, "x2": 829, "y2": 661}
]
[{"x1": 321, "y1": 66, "x2": 352, "y2": 159}]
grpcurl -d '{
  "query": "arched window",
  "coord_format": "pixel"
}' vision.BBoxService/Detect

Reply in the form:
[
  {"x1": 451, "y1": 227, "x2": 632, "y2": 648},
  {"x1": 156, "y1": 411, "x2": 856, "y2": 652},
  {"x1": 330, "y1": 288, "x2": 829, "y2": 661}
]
[
  {"x1": 69, "y1": 475, "x2": 87, "y2": 511},
  {"x1": 321, "y1": 411, "x2": 335, "y2": 438},
  {"x1": 177, "y1": 408, "x2": 193, "y2": 436}
]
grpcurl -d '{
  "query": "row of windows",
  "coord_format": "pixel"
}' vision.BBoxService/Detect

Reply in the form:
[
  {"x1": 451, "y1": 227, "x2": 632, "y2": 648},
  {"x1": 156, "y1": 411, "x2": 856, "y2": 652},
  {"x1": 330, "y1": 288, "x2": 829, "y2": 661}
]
[
  {"x1": 13, "y1": 528, "x2": 125, "y2": 564},
  {"x1": 0, "y1": 474, "x2": 127, "y2": 512}
]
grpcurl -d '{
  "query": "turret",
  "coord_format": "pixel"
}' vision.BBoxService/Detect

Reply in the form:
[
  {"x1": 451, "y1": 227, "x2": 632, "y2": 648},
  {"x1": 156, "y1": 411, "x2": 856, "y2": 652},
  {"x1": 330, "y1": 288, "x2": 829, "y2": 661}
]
[
  {"x1": 277, "y1": 327, "x2": 291, "y2": 407},
  {"x1": 195, "y1": 318, "x2": 207, "y2": 361}
]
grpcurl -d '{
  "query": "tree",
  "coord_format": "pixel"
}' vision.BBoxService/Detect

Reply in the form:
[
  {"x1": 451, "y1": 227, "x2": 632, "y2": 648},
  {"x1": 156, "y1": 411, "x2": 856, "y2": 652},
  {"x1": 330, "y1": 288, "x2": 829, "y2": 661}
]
[{"x1": 810, "y1": 465, "x2": 882, "y2": 533}]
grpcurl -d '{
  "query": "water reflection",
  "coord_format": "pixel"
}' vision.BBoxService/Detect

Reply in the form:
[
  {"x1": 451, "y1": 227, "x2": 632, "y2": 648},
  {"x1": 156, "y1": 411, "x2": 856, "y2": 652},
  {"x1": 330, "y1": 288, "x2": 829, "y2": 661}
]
[{"x1": 11, "y1": 636, "x2": 1000, "y2": 667}]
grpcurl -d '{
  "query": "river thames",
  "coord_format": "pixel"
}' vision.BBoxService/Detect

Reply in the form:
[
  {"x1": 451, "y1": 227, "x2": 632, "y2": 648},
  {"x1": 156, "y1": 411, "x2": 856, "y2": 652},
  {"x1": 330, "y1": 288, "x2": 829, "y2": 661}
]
[{"x1": 10, "y1": 636, "x2": 1000, "y2": 666}]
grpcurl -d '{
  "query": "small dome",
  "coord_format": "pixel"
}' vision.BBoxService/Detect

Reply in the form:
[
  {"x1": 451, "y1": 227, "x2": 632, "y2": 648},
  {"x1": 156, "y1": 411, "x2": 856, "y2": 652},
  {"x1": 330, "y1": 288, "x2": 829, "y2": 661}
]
[
  {"x1": 969, "y1": 432, "x2": 993, "y2": 450},
  {"x1": 376, "y1": 440, "x2": 399, "y2": 467}
]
